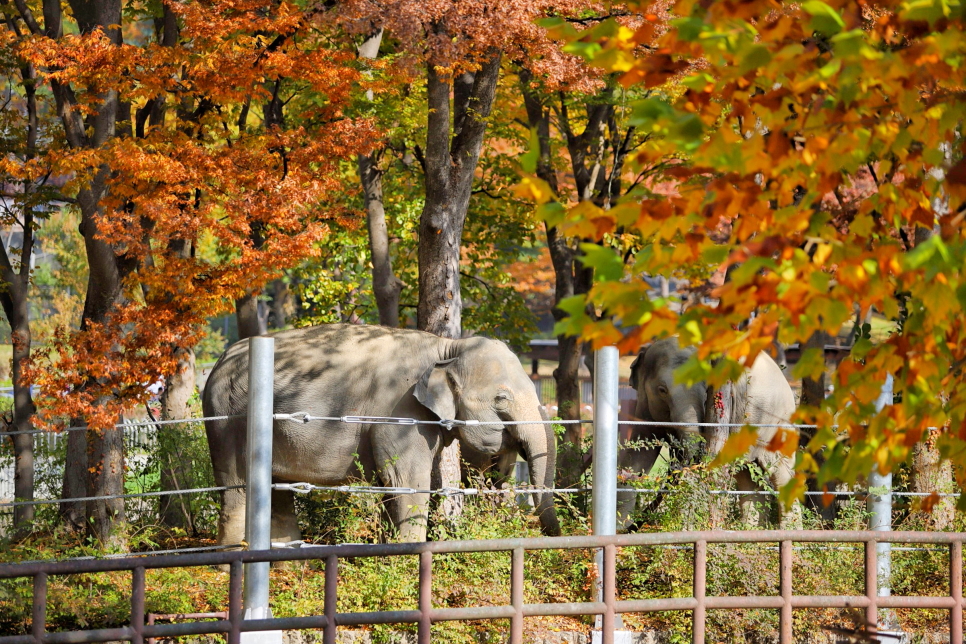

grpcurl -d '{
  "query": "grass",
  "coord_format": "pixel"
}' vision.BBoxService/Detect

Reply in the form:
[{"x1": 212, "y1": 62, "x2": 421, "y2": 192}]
[{"x1": 0, "y1": 463, "x2": 960, "y2": 642}]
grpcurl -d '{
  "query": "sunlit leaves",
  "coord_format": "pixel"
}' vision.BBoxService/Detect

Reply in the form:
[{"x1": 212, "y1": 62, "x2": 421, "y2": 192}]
[
  {"x1": 14, "y1": 0, "x2": 373, "y2": 429},
  {"x1": 518, "y1": 0, "x2": 966, "y2": 499}
]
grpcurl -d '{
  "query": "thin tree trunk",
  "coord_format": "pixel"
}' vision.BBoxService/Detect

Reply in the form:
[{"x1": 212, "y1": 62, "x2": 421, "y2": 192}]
[
  {"x1": 909, "y1": 225, "x2": 955, "y2": 527},
  {"x1": 356, "y1": 29, "x2": 402, "y2": 327},
  {"x1": 912, "y1": 433, "x2": 955, "y2": 529},
  {"x1": 417, "y1": 51, "x2": 502, "y2": 519},
  {"x1": 61, "y1": 427, "x2": 87, "y2": 529},
  {"x1": 360, "y1": 152, "x2": 402, "y2": 327},
  {"x1": 236, "y1": 292, "x2": 267, "y2": 339},
  {"x1": 158, "y1": 347, "x2": 196, "y2": 532},
  {"x1": 10, "y1": 316, "x2": 36, "y2": 533},
  {"x1": 268, "y1": 278, "x2": 293, "y2": 329},
  {"x1": 0, "y1": 59, "x2": 39, "y2": 535},
  {"x1": 518, "y1": 71, "x2": 585, "y2": 484}
]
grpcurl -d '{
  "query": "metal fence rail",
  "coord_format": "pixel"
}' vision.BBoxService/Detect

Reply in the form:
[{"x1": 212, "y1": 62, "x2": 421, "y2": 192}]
[{"x1": 0, "y1": 530, "x2": 962, "y2": 644}]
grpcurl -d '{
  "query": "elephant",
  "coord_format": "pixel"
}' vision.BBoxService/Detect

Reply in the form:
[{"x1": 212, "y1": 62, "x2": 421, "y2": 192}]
[
  {"x1": 202, "y1": 323, "x2": 560, "y2": 547},
  {"x1": 617, "y1": 337, "x2": 800, "y2": 528}
]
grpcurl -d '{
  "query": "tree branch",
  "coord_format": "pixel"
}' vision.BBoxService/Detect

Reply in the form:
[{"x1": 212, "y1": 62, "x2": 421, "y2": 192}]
[{"x1": 460, "y1": 271, "x2": 494, "y2": 298}]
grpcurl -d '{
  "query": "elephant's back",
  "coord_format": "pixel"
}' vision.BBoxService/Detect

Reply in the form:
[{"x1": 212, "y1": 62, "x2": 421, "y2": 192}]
[
  {"x1": 743, "y1": 352, "x2": 796, "y2": 426},
  {"x1": 204, "y1": 324, "x2": 443, "y2": 417}
]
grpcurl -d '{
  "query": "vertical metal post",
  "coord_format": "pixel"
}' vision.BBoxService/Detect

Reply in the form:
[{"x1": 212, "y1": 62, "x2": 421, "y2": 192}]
[
  {"x1": 867, "y1": 374, "x2": 893, "y2": 608},
  {"x1": 951, "y1": 540, "x2": 963, "y2": 644},
  {"x1": 228, "y1": 560, "x2": 243, "y2": 644},
  {"x1": 418, "y1": 551, "x2": 433, "y2": 644},
  {"x1": 779, "y1": 540, "x2": 793, "y2": 644},
  {"x1": 242, "y1": 336, "x2": 281, "y2": 643},
  {"x1": 865, "y1": 539, "x2": 878, "y2": 634},
  {"x1": 593, "y1": 347, "x2": 620, "y2": 634},
  {"x1": 511, "y1": 547, "x2": 524, "y2": 644},
  {"x1": 324, "y1": 554, "x2": 338, "y2": 644},
  {"x1": 692, "y1": 540, "x2": 707, "y2": 644},
  {"x1": 32, "y1": 572, "x2": 46, "y2": 644},
  {"x1": 131, "y1": 566, "x2": 146, "y2": 644}
]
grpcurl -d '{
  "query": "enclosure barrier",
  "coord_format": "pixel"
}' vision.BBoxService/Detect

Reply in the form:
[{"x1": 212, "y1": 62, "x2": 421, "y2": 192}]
[{"x1": 0, "y1": 529, "x2": 962, "y2": 644}]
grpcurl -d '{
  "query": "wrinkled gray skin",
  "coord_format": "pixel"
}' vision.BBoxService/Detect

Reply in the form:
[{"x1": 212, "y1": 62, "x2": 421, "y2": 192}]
[
  {"x1": 617, "y1": 337, "x2": 799, "y2": 527},
  {"x1": 203, "y1": 324, "x2": 560, "y2": 546}
]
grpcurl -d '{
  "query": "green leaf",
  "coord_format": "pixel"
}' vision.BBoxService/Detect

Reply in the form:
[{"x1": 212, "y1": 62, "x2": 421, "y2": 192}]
[
  {"x1": 700, "y1": 244, "x2": 730, "y2": 266},
  {"x1": 628, "y1": 96, "x2": 674, "y2": 129},
  {"x1": 831, "y1": 29, "x2": 867, "y2": 58},
  {"x1": 520, "y1": 129, "x2": 540, "y2": 174},
  {"x1": 673, "y1": 16, "x2": 706, "y2": 41},
  {"x1": 537, "y1": 202, "x2": 567, "y2": 228},
  {"x1": 802, "y1": 1, "x2": 845, "y2": 35},
  {"x1": 738, "y1": 44, "x2": 772, "y2": 74},
  {"x1": 681, "y1": 73, "x2": 715, "y2": 91},
  {"x1": 792, "y1": 348, "x2": 826, "y2": 381},
  {"x1": 579, "y1": 243, "x2": 625, "y2": 282},
  {"x1": 900, "y1": 0, "x2": 954, "y2": 25},
  {"x1": 670, "y1": 114, "x2": 704, "y2": 148}
]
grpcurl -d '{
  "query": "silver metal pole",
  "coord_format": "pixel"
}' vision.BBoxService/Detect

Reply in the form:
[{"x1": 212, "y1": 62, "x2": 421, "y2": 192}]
[
  {"x1": 593, "y1": 346, "x2": 620, "y2": 633},
  {"x1": 242, "y1": 336, "x2": 281, "y2": 643},
  {"x1": 868, "y1": 375, "x2": 894, "y2": 616}
]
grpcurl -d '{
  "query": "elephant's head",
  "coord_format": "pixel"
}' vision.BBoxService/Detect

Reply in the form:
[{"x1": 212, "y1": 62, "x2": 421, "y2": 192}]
[
  {"x1": 414, "y1": 337, "x2": 561, "y2": 536},
  {"x1": 629, "y1": 337, "x2": 707, "y2": 435}
]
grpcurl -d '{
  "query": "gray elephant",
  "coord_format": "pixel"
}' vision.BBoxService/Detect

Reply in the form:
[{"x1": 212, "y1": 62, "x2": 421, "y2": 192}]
[
  {"x1": 203, "y1": 324, "x2": 560, "y2": 547},
  {"x1": 617, "y1": 337, "x2": 800, "y2": 527}
]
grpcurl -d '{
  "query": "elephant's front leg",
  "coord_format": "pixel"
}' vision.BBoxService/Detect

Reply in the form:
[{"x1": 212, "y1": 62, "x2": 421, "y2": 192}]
[
  {"x1": 616, "y1": 425, "x2": 668, "y2": 529},
  {"x1": 384, "y1": 487, "x2": 432, "y2": 542},
  {"x1": 372, "y1": 421, "x2": 440, "y2": 542}
]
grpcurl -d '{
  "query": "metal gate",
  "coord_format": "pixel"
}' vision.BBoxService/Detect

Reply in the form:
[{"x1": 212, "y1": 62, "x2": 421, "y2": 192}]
[{"x1": 0, "y1": 530, "x2": 962, "y2": 644}]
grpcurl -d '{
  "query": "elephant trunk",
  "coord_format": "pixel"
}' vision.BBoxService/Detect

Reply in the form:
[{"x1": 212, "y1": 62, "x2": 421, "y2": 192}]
[
  {"x1": 513, "y1": 405, "x2": 561, "y2": 536},
  {"x1": 670, "y1": 391, "x2": 704, "y2": 438}
]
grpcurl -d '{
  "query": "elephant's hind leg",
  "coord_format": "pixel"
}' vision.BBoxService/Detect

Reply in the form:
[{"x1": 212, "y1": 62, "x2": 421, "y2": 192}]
[
  {"x1": 271, "y1": 487, "x2": 303, "y2": 545},
  {"x1": 734, "y1": 467, "x2": 770, "y2": 527},
  {"x1": 768, "y1": 457, "x2": 803, "y2": 530},
  {"x1": 218, "y1": 486, "x2": 248, "y2": 548}
]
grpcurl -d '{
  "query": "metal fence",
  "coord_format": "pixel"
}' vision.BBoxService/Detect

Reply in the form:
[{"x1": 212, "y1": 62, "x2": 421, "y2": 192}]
[{"x1": 0, "y1": 529, "x2": 962, "y2": 644}]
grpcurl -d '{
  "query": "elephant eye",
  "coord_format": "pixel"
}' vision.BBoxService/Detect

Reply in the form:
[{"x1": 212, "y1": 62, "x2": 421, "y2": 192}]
[
  {"x1": 657, "y1": 384, "x2": 668, "y2": 397},
  {"x1": 494, "y1": 392, "x2": 512, "y2": 408}
]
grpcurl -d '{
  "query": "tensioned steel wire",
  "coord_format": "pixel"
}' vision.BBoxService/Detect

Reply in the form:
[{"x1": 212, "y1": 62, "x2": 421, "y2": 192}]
[{"x1": 2, "y1": 412, "x2": 957, "y2": 510}]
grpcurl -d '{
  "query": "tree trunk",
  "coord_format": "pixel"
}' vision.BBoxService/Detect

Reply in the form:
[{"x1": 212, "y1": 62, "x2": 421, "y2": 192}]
[
  {"x1": 356, "y1": 29, "x2": 403, "y2": 327},
  {"x1": 519, "y1": 71, "x2": 586, "y2": 483},
  {"x1": 60, "y1": 427, "x2": 88, "y2": 529},
  {"x1": 909, "y1": 225, "x2": 955, "y2": 527},
  {"x1": 268, "y1": 279, "x2": 294, "y2": 329},
  {"x1": 417, "y1": 51, "x2": 502, "y2": 519},
  {"x1": 0, "y1": 46, "x2": 42, "y2": 537},
  {"x1": 912, "y1": 433, "x2": 955, "y2": 529},
  {"x1": 0, "y1": 212, "x2": 36, "y2": 535},
  {"x1": 158, "y1": 347, "x2": 197, "y2": 533},
  {"x1": 33, "y1": 0, "x2": 130, "y2": 546},
  {"x1": 361, "y1": 152, "x2": 402, "y2": 327},
  {"x1": 10, "y1": 325, "x2": 36, "y2": 534},
  {"x1": 236, "y1": 292, "x2": 267, "y2": 339}
]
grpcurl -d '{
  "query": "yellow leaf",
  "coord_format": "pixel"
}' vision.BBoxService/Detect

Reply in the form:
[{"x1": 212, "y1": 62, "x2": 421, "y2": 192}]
[
  {"x1": 812, "y1": 243, "x2": 832, "y2": 265},
  {"x1": 766, "y1": 428, "x2": 799, "y2": 457},
  {"x1": 710, "y1": 425, "x2": 758, "y2": 467},
  {"x1": 513, "y1": 176, "x2": 554, "y2": 205},
  {"x1": 779, "y1": 474, "x2": 808, "y2": 510}
]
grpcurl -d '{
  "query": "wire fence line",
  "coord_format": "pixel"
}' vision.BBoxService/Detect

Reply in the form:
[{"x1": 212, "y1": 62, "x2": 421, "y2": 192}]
[
  {"x1": 1, "y1": 410, "x2": 958, "y2": 510},
  {"x1": 2, "y1": 408, "x2": 950, "y2": 436},
  {"x1": 4, "y1": 479, "x2": 959, "y2": 511}
]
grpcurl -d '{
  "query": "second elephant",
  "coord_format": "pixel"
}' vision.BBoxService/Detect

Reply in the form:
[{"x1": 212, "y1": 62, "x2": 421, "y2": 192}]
[{"x1": 617, "y1": 337, "x2": 800, "y2": 527}]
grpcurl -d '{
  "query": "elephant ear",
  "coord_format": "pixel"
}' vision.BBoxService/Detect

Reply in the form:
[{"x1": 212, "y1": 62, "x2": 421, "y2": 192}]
[
  {"x1": 415, "y1": 358, "x2": 460, "y2": 421},
  {"x1": 628, "y1": 345, "x2": 649, "y2": 390}
]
